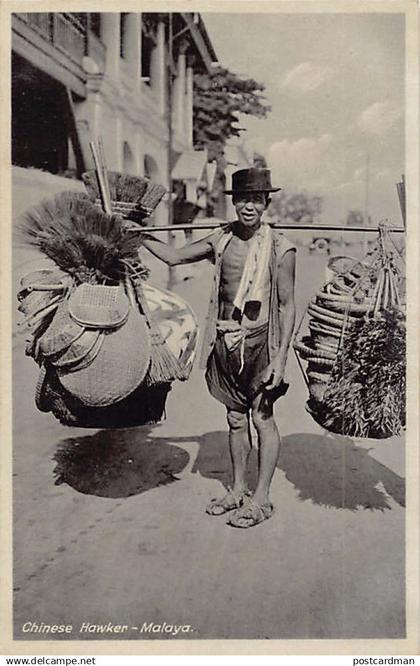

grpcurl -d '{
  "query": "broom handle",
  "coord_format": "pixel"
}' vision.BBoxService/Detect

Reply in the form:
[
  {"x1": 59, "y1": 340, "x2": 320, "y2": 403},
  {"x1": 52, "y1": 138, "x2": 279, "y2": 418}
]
[
  {"x1": 98, "y1": 137, "x2": 112, "y2": 211},
  {"x1": 373, "y1": 269, "x2": 386, "y2": 317},
  {"x1": 27, "y1": 284, "x2": 66, "y2": 292},
  {"x1": 19, "y1": 301, "x2": 60, "y2": 329},
  {"x1": 382, "y1": 268, "x2": 390, "y2": 309},
  {"x1": 89, "y1": 141, "x2": 112, "y2": 215},
  {"x1": 389, "y1": 269, "x2": 401, "y2": 307}
]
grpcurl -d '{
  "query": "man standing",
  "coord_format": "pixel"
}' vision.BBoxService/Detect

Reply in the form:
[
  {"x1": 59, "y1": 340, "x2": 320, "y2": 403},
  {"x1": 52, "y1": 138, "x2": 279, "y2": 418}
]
[{"x1": 140, "y1": 168, "x2": 296, "y2": 528}]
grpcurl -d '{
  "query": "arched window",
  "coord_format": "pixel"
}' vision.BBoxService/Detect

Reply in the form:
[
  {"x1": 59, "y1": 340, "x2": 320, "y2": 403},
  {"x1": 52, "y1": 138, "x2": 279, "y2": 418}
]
[
  {"x1": 144, "y1": 154, "x2": 159, "y2": 182},
  {"x1": 123, "y1": 141, "x2": 135, "y2": 175}
]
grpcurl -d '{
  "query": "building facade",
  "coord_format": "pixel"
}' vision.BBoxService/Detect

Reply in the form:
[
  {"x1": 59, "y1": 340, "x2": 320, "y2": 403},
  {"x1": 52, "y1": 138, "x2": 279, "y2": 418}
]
[{"x1": 12, "y1": 12, "x2": 217, "y2": 225}]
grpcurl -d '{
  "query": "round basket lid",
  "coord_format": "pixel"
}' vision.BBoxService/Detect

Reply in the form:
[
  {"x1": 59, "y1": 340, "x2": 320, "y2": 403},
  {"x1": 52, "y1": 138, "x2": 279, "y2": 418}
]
[
  {"x1": 38, "y1": 300, "x2": 85, "y2": 357},
  {"x1": 58, "y1": 307, "x2": 151, "y2": 407},
  {"x1": 50, "y1": 329, "x2": 101, "y2": 368}
]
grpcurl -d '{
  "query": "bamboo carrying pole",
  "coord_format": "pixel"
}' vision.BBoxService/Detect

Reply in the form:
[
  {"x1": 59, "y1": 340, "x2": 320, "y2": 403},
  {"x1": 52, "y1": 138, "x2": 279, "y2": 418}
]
[{"x1": 126, "y1": 222, "x2": 406, "y2": 234}]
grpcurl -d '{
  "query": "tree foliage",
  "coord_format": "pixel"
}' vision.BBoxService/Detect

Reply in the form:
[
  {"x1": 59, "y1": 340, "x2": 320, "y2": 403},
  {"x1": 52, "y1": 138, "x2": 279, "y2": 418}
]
[
  {"x1": 267, "y1": 191, "x2": 323, "y2": 224},
  {"x1": 193, "y1": 67, "x2": 270, "y2": 163}
]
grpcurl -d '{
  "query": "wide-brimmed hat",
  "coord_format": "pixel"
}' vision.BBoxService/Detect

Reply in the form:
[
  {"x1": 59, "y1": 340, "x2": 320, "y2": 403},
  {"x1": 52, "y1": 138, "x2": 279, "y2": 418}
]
[{"x1": 224, "y1": 168, "x2": 281, "y2": 194}]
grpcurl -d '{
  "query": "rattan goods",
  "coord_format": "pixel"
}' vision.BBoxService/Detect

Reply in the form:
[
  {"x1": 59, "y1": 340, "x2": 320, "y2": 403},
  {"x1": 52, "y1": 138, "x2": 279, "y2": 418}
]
[
  {"x1": 58, "y1": 306, "x2": 151, "y2": 407},
  {"x1": 38, "y1": 300, "x2": 85, "y2": 357},
  {"x1": 294, "y1": 339, "x2": 336, "y2": 361},
  {"x1": 18, "y1": 173, "x2": 198, "y2": 428},
  {"x1": 56, "y1": 333, "x2": 104, "y2": 374},
  {"x1": 18, "y1": 290, "x2": 61, "y2": 318},
  {"x1": 313, "y1": 340, "x2": 340, "y2": 355},
  {"x1": 307, "y1": 370, "x2": 331, "y2": 402},
  {"x1": 308, "y1": 319, "x2": 342, "y2": 338},
  {"x1": 50, "y1": 329, "x2": 101, "y2": 368},
  {"x1": 19, "y1": 268, "x2": 68, "y2": 292},
  {"x1": 35, "y1": 365, "x2": 50, "y2": 413},
  {"x1": 82, "y1": 170, "x2": 166, "y2": 225},
  {"x1": 308, "y1": 301, "x2": 359, "y2": 323},
  {"x1": 315, "y1": 292, "x2": 371, "y2": 315},
  {"x1": 307, "y1": 304, "x2": 356, "y2": 329},
  {"x1": 293, "y1": 224, "x2": 406, "y2": 439},
  {"x1": 39, "y1": 365, "x2": 171, "y2": 428},
  {"x1": 68, "y1": 283, "x2": 130, "y2": 329}
]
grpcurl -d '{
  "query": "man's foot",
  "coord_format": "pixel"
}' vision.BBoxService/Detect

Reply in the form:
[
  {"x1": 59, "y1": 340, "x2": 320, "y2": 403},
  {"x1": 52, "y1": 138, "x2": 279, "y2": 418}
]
[
  {"x1": 227, "y1": 497, "x2": 274, "y2": 528},
  {"x1": 206, "y1": 486, "x2": 251, "y2": 516}
]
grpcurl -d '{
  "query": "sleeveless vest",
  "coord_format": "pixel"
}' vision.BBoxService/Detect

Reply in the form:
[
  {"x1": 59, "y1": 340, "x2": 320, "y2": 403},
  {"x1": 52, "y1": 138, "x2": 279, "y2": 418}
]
[{"x1": 199, "y1": 224, "x2": 296, "y2": 369}]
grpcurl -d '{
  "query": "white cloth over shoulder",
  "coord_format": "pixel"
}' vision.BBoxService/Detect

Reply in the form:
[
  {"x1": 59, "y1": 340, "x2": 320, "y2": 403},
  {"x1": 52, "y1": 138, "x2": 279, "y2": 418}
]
[{"x1": 233, "y1": 223, "x2": 272, "y2": 315}]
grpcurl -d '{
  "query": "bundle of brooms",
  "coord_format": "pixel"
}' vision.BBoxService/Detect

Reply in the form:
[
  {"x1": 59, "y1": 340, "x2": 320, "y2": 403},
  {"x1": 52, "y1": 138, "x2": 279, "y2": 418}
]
[
  {"x1": 17, "y1": 141, "x2": 184, "y2": 427},
  {"x1": 82, "y1": 143, "x2": 165, "y2": 225},
  {"x1": 294, "y1": 224, "x2": 406, "y2": 439}
]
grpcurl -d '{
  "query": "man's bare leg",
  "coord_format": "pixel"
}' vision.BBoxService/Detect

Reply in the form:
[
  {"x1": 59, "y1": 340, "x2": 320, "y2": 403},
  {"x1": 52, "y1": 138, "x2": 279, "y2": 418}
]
[
  {"x1": 206, "y1": 409, "x2": 251, "y2": 514},
  {"x1": 250, "y1": 395, "x2": 280, "y2": 507},
  {"x1": 226, "y1": 409, "x2": 252, "y2": 493}
]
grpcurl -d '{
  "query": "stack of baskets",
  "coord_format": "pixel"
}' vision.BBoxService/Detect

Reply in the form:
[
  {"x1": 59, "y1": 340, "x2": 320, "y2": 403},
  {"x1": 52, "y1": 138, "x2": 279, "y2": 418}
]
[
  {"x1": 293, "y1": 224, "x2": 406, "y2": 439},
  {"x1": 294, "y1": 257, "x2": 372, "y2": 405}
]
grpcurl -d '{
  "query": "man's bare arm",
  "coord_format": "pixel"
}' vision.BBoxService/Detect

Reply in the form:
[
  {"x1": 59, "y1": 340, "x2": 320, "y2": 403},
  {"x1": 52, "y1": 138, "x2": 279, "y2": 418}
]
[
  {"x1": 262, "y1": 248, "x2": 296, "y2": 390},
  {"x1": 139, "y1": 232, "x2": 214, "y2": 266},
  {"x1": 276, "y1": 248, "x2": 296, "y2": 363}
]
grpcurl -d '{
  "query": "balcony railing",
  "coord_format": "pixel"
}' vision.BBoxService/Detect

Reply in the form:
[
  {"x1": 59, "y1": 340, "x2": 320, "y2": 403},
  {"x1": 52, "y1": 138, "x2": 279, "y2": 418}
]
[{"x1": 16, "y1": 13, "x2": 87, "y2": 66}]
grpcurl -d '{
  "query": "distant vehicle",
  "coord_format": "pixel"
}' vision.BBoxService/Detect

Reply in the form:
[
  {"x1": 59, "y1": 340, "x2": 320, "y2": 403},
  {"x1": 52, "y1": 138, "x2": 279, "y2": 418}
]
[{"x1": 309, "y1": 237, "x2": 331, "y2": 254}]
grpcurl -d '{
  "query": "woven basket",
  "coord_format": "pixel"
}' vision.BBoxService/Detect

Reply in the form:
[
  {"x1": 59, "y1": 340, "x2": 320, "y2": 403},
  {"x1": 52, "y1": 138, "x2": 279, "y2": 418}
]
[
  {"x1": 315, "y1": 295, "x2": 369, "y2": 315},
  {"x1": 329, "y1": 278, "x2": 353, "y2": 294},
  {"x1": 307, "y1": 370, "x2": 331, "y2": 402},
  {"x1": 68, "y1": 283, "x2": 130, "y2": 329},
  {"x1": 56, "y1": 333, "x2": 104, "y2": 373},
  {"x1": 307, "y1": 304, "x2": 357, "y2": 330},
  {"x1": 307, "y1": 357, "x2": 335, "y2": 369},
  {"x1": 325, "y1": 283, "x2": 352, "y2": 297},
  {"x1": 40, "y1": 365, "x2": 170, "y2": 428},
  {"x1": 308, "y1": 319, "x2": 342, "y2": 338},
  {"x1": 19, "y1": 268, "x2": 67, "y2": 291},
  {"x1": 38, "y1": 300, "x2": 85, "y2": 357},
  {"x1": 327, "y1": 255, "x2": 360, "y2": 276},
  {"x1": 58, "y1": 307, "x2": 151, "y2": 407},
  {"x1": 50, "y1": 329, "x2": 101, "y2": 368},
  {"x1": 313, "y1": 340, "x2": 340, "y2": 355},
  {"x1": 294, "y1": 340, "x2": 336, "y2": 361},
  {"x1": 309, "y1": 301, "x2": 359, "y2": 322},
  {"x1": 18, "y1": 290, "x2": 59, "y2": 317}
]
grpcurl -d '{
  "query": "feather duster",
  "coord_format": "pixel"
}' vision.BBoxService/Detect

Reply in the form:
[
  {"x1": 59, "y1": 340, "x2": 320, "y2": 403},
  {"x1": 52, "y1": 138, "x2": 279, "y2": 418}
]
[{"x1": 19, "y1": 192, "x2": 147, "y2": 284}]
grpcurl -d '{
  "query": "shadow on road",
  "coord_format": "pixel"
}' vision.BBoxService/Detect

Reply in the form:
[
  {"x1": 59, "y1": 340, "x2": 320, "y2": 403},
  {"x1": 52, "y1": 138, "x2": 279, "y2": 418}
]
[
  {"x1": 191, "y1": 431, "x2": 405, "y2": 512},
  {"x1": 52, "y1": 427, "x2": 190, "y2": 499},
  {"x1": 52, "y1": 426, "x2": 405, "y2": 511},
  {"x1": 279, "y1": 433, "x2": 405, "y2": 511}
]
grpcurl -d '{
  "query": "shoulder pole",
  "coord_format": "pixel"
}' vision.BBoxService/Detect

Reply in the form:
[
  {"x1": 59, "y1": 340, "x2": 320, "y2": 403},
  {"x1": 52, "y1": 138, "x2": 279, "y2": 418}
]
[{"x1": 126, "y1": 222, "x2": 406, "y2": 234}]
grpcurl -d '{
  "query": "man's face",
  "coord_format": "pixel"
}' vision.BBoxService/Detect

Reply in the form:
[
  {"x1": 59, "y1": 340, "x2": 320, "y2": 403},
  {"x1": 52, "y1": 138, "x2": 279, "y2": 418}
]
[{"x1": 233, "y1": 192, "x2": 269, "y2": 228}]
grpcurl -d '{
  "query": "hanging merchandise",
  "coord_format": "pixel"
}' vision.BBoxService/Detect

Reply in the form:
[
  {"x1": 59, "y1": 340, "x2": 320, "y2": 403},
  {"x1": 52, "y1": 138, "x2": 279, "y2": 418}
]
[
  {"x1": 293, "y1": 223, "x2": 406, "y2": 439},
  {"x1": 17, "y1": 150, "x2": 198, "y2": 428}
]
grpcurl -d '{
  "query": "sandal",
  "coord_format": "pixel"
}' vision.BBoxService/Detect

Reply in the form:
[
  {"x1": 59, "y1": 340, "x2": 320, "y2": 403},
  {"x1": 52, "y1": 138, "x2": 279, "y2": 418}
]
[
  {"x1": 227, "y1": 498, "x2": 274, "y2": 528},
  {"x1": 206, "y1": 486, "x2": 251, "y2": 516}
]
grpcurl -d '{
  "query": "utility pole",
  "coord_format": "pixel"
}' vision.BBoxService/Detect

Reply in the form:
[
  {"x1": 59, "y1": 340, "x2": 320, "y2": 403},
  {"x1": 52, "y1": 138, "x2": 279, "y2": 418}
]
[
  {"x1": 166, "y1": 12, "x2": 175, "y2": 287},
  {"x1": 364, "y1": 153, "x2": 370, "y2": 225},
  {"x1": 363, "y1": 153, "x2": 370, "y2": 254}
]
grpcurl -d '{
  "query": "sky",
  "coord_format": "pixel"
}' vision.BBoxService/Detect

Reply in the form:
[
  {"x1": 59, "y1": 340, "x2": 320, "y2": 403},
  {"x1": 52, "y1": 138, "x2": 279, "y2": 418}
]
[{"x1": 203, "y1": 12, "x2": 405, "y2": 225}]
